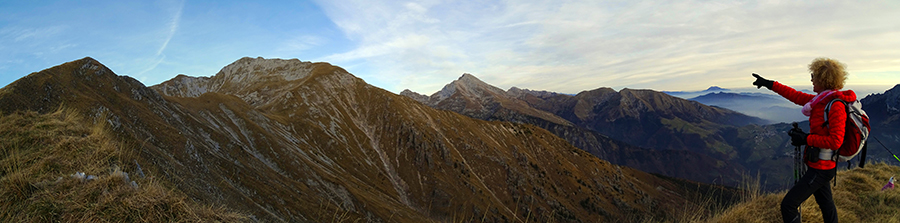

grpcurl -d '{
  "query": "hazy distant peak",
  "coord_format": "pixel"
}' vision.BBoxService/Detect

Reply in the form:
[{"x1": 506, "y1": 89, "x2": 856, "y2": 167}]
[
  {"x1": 507, "y1": 86, "x2": 558, "y2": 98},
  {"x1": 706, "y1": 86, "x2": 728, "y2": 92}
]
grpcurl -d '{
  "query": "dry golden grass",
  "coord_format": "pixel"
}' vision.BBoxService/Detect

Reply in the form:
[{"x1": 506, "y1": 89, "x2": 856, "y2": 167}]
[
  {"x1": 0, "y1": 108, "x2": 247, "y2": 222},
  {"x1": 706, "y1": 163, "x2": 900, "y2": 223}
]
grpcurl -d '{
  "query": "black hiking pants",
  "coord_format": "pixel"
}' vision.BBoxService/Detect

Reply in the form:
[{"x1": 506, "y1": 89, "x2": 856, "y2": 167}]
[{"x1": 781, "y1": 167, "x2": 838, "y2": 223}]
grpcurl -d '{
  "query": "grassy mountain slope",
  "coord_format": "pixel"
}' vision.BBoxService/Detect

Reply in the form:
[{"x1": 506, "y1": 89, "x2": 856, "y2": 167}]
[
  {"x1": 0, "y1": 57, "x2": 740, "y2": 222},
  {"x1": 0, "y1": 108, "x2": 247, "y2": 222}
]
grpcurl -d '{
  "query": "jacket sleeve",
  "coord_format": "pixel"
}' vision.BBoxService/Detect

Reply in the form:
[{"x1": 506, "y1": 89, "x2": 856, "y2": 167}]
[
  {"x1": 771, "y1": 82, "x2": 814, "y2": 106},
  {"x1": 808, "y1": 101, "x2": 846, "y2": 150}
]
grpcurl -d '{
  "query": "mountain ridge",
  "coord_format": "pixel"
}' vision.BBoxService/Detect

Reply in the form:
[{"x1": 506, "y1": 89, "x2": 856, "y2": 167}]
[
  {"x1": 1, "y1": 57, "x2": 741, "y2": 222},
  {"x1": 401, "y1": 74, "x2": 767, "y2": 188}
]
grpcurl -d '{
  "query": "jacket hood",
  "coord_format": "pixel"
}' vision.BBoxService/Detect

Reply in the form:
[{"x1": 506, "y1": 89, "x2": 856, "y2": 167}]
[{"x1": 822, "y1": 89, "x2": 857, "y2": 104}]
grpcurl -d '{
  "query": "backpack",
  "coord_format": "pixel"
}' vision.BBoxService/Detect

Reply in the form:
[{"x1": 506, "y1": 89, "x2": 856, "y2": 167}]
[{"x1": 824, "y1": 98, "x2": 870, "y2": 167}]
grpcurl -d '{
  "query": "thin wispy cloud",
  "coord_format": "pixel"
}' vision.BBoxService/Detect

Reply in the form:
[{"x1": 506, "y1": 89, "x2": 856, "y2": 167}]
[
  {"x1": 157, "y1": 1, "x2": 184, "y2": 56},
  {"x1": 315, "y1": 0, "x2": 900, "y2": 94},
  {"x1": 4, "y1": 26, "x2": 66, "y2": 42},
  {"x1": 140, "y1": 0, "x2": 185, "y2": 76}
]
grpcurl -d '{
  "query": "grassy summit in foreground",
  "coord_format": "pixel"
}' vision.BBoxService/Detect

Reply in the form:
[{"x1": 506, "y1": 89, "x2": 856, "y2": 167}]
[{"x1": 707, "y1": 163, "x2": 900, "y2": 223}]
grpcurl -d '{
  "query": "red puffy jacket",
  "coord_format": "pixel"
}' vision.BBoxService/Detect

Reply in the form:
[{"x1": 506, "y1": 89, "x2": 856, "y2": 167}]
[{"x1": 772, "y1": 82, "x2": 857, "y2": 170}]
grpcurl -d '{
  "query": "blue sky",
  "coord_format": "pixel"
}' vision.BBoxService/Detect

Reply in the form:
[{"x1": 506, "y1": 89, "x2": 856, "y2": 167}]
[{"x1": 2, "y1": 0, "x2": 899, "y2": 95}]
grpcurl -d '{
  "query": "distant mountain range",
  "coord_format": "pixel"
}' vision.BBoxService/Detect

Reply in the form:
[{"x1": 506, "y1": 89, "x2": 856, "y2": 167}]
[
  {"x1": 688, "y1": 92, "x2": 806, "y2": 124},
  {"x1": 0, "y1": 57, "x2": 741, "y2": 222},
  {"x1": 401, "y1": 74, "x2": 816, "y2": 190},
  {"x1": 401, "y1": 75, "x2": 742, "y2": 186},
  {"x1": 405, "y1": 75, "x2": 900, "y2": 190},
  {"x1": 662, "y1": 86, "x2": 733, "y2": 99}
]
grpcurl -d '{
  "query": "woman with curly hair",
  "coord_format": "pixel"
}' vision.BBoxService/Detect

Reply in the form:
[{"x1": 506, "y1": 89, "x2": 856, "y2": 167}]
[{"x1": 753, "y1": 58, "x2": 855, "y2": 223}]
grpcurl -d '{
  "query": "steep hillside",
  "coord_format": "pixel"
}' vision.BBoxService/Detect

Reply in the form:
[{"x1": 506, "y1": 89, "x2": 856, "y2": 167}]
[
  {"x1": 0, "y1": 57, "x2": 739, "y2": 222},
  {"x1": 0, "y1": 108, "x2": 247, "y2": 222},
  {"x1": 402, "y1": 74, "x2": 741, "y2": 188}
]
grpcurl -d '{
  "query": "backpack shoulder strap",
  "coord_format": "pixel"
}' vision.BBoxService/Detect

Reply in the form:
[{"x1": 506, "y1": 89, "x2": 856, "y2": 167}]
[{"x1": 824, "y1": 98, "x2": 845, "y2": 125}]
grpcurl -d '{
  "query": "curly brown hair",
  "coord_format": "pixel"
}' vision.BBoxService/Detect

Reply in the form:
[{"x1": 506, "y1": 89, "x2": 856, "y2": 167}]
[{"x1": 808, "y1": 57, "x2": 848, "y2": 90}]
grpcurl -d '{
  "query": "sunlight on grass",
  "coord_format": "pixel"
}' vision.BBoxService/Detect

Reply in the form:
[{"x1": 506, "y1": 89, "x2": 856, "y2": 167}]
[
  {"x1": 0, "y1": 108, "x2": 247, "y2": 222},
  {"x1": 707, "y1": 163, "x2": 900, "y2": 223}
]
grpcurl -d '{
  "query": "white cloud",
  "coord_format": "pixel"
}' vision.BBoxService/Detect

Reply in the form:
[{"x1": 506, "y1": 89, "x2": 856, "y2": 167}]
[
  {"x1": 156, "y1": 1, "x2": 184, "y2": 56},
  {"x1": 309, "y1": 0, "x2": 900, "y2": 93}
]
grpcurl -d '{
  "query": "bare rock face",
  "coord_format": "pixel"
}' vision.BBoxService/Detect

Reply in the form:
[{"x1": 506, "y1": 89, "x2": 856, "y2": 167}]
[
  {"x1": 399, "y1": 89, "x2": 428, "y2": 104},
  {"x1": 0, "y1": 57, "x2": 741, "y2": 222}
]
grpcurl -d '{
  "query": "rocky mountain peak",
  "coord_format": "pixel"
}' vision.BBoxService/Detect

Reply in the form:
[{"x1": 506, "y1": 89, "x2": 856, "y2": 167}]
[
  {"x1": 150, "y1": 57, "x2": 356, "y2": 109},
  {"x1": 153, "y1": 74, "x2": 212, "y2": 98},
  {"x1": 217, "y1": 57, "x2": 315, "y2": 83},
  {"x1": 434, "y1": 73, "x2": 505, "y2": 101},
  {"x1": 399, "y1": 89, "x2": 429, "y2": 104},
  {"x1": 706, "y1": 86, "x2": 727, "y2": 92},
  {"x1": 882, "y1": 84, "x2": 900, "y2": 114}
]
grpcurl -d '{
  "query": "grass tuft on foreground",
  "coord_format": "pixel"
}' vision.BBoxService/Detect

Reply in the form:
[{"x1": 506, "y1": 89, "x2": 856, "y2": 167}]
[
  {"x1": 0, "y1": 108, "x2": 247, "y2": 222},
  {"x1": 705, "y1": 163, "x2": 900, "y2": 223}
]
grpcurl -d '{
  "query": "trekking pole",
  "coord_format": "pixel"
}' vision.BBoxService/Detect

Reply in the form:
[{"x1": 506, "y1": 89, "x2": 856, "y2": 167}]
[
  {"x1": 872, "y1": 136, "x2": 900, "y2": 163},
  {"x1": 791, "y1": 123, "x2": 803, "y2": 182},
  {"x1": 791, "y1": 123, "x2": 804, "y2": 219}
]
